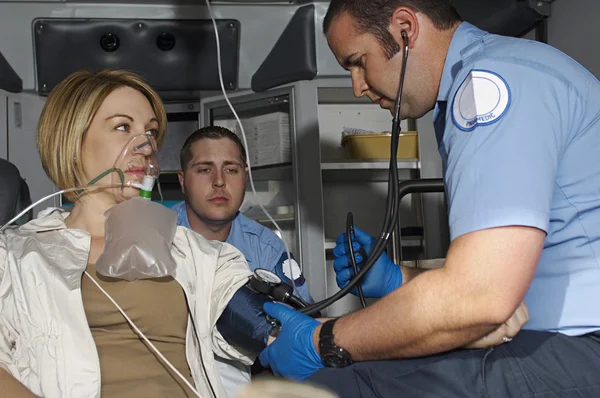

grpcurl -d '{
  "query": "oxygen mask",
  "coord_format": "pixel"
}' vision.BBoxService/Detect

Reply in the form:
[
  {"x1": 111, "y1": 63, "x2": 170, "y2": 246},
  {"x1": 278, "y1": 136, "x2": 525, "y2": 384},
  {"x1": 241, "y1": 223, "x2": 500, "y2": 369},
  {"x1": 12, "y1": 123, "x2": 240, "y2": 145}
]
[{"x1": 111, "y1": 132, "x2": 160, "y2": 201}]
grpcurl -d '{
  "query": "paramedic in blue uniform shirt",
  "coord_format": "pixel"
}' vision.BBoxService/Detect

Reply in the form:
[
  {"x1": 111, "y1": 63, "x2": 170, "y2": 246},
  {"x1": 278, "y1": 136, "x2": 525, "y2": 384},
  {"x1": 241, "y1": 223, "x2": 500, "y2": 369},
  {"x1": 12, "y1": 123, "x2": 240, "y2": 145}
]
[
  {"x1": 257, "y1": 0, "x2": 600, "y2": 396},
  {"x1": 172, "y1": 125, "x2": 314, "y2": 396}
]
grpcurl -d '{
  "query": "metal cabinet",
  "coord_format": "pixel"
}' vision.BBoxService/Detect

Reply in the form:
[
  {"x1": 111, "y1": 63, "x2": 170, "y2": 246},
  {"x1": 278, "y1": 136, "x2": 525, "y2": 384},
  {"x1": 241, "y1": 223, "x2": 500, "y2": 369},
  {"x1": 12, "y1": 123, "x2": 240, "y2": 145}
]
[
  {"x1": 201, "y1": 84, "x2": 330, "y2": 302},
  {"x1": 200, "y1": 86, "x2": 304, "y2": 268},
  {"x1": 314, "y1": 79, "x2": 449, "y2": 316},
  {"x1": 200, "y1": 78, "x2": 450, "y2": 316}
]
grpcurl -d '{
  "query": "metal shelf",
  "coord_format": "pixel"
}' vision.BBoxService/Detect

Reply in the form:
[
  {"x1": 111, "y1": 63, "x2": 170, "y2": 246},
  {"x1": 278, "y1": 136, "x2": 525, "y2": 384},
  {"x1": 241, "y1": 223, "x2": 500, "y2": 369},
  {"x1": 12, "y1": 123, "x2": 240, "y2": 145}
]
[
  {"x1": 321, "y1": 160, "x2": 420, "y2": 182},
  {"x1": 244, "y1": 205, "x2": 296, "y2": 225},
  {"x1": 246, "y1": 160, "x2": 421, "y2": 182},
  {"x1": 321, "y1": 159, "x2": 420, "y2": 170},
  {"x1": 324, "y1": 236, "x2": 423, "y2": 250},
  {"x1": 249, "y1": 215, "x2": 295, "y2": 225},
  {"x1": 248, "y1": 163, "x2": 293, "y2": 181},
  {"x1": 244, "y1": 160, "x2": 421, "y2": 195}
]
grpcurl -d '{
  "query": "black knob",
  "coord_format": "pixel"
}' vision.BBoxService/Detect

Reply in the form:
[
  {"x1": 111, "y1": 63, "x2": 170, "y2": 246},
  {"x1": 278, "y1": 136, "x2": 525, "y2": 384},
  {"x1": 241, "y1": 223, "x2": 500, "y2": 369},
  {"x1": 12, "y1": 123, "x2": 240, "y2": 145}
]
[
  {"x1": 156, "y1": 32, "x2": 176, "y2": 51},
  {"x1": 100, "y1": 33, "x2": 120, "y2": 52},
  {"x1": 266, "y1": 315, "x2": 282, "y2": 338}
]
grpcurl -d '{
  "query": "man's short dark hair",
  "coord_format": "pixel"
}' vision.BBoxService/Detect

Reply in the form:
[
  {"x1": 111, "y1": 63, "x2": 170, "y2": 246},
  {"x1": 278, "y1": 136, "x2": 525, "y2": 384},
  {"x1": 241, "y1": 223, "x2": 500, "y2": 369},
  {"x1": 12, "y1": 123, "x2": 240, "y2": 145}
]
[
  {"x1": 180, "y1": 125, "x2": 247, "y2": 171},
  {"x1": 323, "y1": 0, "x2": 461, "y2": 59}
]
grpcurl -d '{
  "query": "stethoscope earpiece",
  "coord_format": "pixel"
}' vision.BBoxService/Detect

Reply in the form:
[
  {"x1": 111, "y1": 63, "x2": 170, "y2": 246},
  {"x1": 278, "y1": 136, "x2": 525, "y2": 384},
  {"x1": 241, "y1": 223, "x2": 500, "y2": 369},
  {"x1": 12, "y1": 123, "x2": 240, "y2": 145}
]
[{"x1": 401, "y1": 30, "x2": 409, "y2": 48}]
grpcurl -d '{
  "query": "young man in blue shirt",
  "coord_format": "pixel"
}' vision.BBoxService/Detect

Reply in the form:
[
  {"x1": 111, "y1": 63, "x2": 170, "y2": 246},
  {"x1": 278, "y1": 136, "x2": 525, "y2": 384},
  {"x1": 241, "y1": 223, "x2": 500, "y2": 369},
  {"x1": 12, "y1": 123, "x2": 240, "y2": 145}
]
[
  {"x1": 257, "y1": 1, "x2": 600, "y2": 396},
  {"x1": 174, "y1": 126, "x2": 314, "y2": 396}
]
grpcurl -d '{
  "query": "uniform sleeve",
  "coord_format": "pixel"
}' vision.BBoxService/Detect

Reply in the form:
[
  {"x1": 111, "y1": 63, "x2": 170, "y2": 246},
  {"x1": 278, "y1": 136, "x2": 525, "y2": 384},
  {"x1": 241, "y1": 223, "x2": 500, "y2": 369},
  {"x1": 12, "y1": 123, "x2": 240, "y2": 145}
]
[
  {"x1": 208, "y1": 241, "x2": 255, "y2": 364},
  {"x1": 442, "y1": 61, "x2": 577, "y2": 241}
]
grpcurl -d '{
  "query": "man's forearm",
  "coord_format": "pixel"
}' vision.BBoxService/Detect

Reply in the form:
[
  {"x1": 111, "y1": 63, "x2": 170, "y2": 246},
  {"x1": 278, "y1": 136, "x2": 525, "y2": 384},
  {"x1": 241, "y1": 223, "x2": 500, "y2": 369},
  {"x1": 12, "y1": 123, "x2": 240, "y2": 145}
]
[
  {"x1": 399, "y1": 265, "x2": 429, "y2": 285},
  {"x1": 310, "y1": 227, "x2": 541, "y2": 363},
  {"x1": 0, "y1": 369, "x2": 38, "y2": 398},
  {"x1": 316, "y1": 267, "x2": 503, "y2": 361}
]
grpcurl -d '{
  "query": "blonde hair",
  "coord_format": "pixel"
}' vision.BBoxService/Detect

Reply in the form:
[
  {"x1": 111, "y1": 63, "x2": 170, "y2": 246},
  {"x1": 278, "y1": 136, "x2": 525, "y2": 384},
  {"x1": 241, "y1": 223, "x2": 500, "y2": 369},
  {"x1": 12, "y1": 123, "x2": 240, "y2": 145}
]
[{"x1": 36, "y1": 69, "x2": 167, "y2": 201}]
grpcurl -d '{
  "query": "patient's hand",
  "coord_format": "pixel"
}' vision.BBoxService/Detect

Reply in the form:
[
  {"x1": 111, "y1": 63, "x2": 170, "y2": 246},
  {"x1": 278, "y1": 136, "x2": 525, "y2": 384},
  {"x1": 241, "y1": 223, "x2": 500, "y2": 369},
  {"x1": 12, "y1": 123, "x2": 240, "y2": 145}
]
[{"x1": 464, "y1": 301, "x2": 529, "y2": 349}]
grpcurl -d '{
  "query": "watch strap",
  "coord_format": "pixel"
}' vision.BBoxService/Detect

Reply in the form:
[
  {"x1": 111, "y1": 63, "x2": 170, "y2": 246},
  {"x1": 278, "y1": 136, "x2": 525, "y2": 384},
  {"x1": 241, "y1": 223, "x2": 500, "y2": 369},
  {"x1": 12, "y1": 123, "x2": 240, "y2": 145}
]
[
  {"x1": 318, "y1": 319, "x2": 353, "y2": 367},
  {"x1": 320, "y1": 318, "x2": 337, "y2": 339}
]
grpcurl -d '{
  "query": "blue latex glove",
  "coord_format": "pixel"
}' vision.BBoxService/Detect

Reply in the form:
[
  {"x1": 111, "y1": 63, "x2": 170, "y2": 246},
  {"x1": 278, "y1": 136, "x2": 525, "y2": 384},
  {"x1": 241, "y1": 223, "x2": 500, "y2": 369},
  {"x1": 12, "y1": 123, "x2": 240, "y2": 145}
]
[
  {"x1": 333, "y1": 225, "x2": 402, "y2": 298},
  {"x1": 258, "y1": 302, "x2": 323, "y2": 381}
]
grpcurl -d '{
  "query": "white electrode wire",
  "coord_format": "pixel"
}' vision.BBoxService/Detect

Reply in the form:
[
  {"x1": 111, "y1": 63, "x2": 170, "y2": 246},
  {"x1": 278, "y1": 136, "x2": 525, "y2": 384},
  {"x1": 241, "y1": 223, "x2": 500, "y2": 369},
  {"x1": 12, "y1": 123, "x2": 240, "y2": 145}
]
[
  {"x1": 204, "y1": 0, "x2": 299, "y2": 294},
  {"x1": 0, "y1": 176, "x2": 198, "y2": 395},
  {"x1": 0, "y1": 183, "x2": 123, "y2": 233},
  {"x1": 83, "y1": 272, "x2": 201, "y2": 398}
]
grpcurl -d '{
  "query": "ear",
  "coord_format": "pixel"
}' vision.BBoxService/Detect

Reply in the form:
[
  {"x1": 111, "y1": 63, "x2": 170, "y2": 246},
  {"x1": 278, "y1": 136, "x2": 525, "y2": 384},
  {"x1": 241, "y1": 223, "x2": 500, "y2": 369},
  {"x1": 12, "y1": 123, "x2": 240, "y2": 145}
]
[
  {"x1": 389, "y1": 7, "x2": 419, "y2": 49},
  {"x1": 177, "y1": 170, "x2": 185, "y2": 193}
]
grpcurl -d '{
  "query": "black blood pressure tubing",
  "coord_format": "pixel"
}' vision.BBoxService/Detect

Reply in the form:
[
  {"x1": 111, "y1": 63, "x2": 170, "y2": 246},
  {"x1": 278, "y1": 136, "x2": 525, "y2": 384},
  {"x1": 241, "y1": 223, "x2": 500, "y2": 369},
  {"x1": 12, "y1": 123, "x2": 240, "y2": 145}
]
[{"x1": 299, "y1": 31, "x2": 410, "y2": 316}]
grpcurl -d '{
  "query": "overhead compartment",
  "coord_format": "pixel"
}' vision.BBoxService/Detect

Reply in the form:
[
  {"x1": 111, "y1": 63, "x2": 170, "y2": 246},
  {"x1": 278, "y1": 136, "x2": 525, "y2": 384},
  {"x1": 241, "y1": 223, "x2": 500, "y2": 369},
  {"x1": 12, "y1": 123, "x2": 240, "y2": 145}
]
[
  {"x1": 251, "y1": 0, "x2": 557, "y2": 92},
  {"x1": 32, "y1": 18, "x2": 240, "y2": 96},
  {"x1": 0, "y1": 51, "x2": 22, "y2": 93},
  {"x1": 452, "y1": 0, "x2": 554, "y2": 38}
]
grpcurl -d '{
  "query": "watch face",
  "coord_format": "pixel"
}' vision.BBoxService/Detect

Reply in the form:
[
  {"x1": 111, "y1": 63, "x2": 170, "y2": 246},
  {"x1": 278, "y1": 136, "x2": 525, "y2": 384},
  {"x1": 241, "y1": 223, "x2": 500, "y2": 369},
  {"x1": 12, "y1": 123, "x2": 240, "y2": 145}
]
[
  {"x1": 254, "y1": 268, "x2": 282, "y2": 285},
  {"x1": 322, "y1": 352, "x2": 352, "y2": 368},
  {"x1": 320, "y1": 336, "x2": 353, "y2": 368}
]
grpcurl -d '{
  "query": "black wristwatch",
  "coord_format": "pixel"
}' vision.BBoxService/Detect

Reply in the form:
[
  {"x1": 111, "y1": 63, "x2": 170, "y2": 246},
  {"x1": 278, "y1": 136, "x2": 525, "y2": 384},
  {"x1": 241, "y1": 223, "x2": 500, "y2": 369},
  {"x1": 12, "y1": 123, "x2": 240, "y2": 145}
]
[{"x1": 318, "y1": 319, "x2": 353, "y2": 368}]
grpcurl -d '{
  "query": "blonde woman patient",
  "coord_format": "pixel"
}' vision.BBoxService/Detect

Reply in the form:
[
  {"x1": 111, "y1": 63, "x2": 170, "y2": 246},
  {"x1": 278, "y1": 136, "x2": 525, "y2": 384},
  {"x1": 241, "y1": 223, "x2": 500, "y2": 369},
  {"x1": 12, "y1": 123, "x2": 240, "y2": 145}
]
[{"x1": 0, "y1": 69, "x2": 258, "y2": 397}]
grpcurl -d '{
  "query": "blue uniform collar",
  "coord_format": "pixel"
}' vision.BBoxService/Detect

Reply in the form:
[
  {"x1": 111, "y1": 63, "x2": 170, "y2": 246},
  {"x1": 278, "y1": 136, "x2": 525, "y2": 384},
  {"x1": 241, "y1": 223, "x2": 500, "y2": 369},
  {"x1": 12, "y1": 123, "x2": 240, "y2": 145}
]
[
  {"x1": 172, "y1": 201, "x2": 239, "y2": 243},
  {"x1": 173, "y1": 201, "x2": 192, "y2": 229},
  {"x1": 437, "y1": 22, "x2": 486, "y2": 102}
]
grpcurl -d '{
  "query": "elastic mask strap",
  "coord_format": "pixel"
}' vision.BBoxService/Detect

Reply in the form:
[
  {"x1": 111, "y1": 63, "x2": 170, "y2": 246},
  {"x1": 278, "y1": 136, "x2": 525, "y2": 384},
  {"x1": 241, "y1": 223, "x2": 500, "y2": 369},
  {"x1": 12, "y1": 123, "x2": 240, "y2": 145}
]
[{"x1": 76, "y1": 168, "x2": 125, "y2": 197}]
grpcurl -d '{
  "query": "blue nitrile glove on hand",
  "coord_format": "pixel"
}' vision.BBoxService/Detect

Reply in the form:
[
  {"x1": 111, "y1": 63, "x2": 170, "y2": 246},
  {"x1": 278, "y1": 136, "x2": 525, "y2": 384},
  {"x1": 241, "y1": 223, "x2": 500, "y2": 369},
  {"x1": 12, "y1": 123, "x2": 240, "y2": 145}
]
[
  {"x1": 333, "y1": 225, "x2": 403, "y2": 298},
  {"x1": 259, "y1": 302, "x2": 323, "y2": 381}
]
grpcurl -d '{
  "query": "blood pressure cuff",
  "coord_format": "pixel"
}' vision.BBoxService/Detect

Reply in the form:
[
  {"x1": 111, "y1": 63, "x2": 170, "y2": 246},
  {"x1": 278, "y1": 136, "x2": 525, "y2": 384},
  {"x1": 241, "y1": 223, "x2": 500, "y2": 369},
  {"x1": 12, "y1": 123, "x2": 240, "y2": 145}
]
[{"x1": 216, "y1": 284, "x2": 274, "y2": 356}]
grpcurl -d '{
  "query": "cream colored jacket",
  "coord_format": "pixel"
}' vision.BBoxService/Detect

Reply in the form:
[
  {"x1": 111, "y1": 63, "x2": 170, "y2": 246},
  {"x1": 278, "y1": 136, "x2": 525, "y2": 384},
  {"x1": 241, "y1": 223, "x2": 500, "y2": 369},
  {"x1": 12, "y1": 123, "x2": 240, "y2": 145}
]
[{"x1": 0, "y1": 208, "x2": 254, "y2": 398}]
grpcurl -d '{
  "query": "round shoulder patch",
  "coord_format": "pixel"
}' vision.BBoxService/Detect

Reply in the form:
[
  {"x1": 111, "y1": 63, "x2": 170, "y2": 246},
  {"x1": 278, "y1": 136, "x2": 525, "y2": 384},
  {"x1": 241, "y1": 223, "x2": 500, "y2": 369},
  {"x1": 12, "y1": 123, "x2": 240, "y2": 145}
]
[
  {"x1": 452, "y1": 70, "x2": 511, "y2": 131},
  {"x1": 282, "y1": 258, "x2": 303, "y2": 282}
]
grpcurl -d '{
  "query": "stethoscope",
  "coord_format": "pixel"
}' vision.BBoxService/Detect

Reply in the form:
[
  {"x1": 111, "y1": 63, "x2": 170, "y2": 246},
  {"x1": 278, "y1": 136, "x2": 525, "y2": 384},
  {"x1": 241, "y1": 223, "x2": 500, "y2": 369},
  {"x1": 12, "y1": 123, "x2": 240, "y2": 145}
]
[{"x1": 299, "y1": 30, "x2": 411, "y2": 316}]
